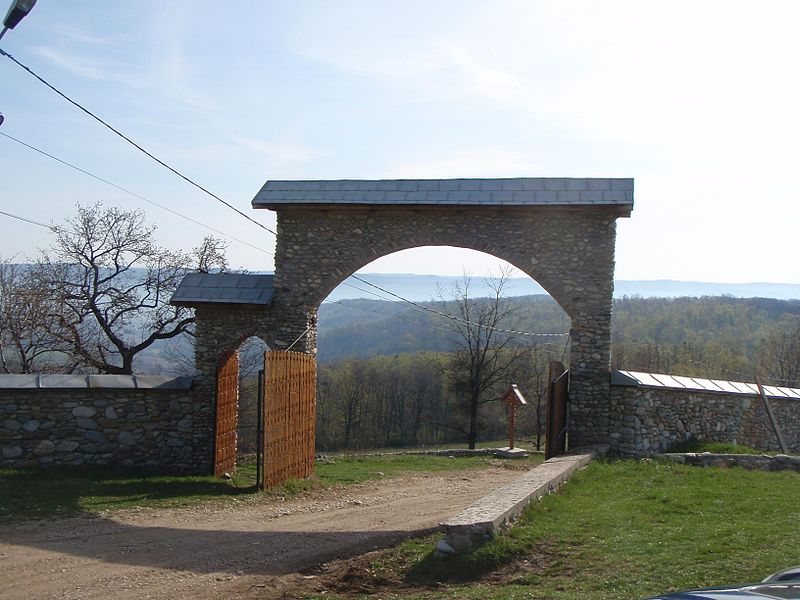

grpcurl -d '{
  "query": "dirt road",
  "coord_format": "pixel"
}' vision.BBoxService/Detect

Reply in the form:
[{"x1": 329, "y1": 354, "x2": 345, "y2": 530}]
[{"x1": 0, "y1": 466, "x2": 523, "y2": 599}]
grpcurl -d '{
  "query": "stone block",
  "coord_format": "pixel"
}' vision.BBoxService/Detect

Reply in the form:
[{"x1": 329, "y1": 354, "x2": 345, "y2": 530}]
[
  {"x1": 33, "y1": 440, "x2": 55, "y2": 456},
  {"x1": 22, "y1": 419, "x2": 40, "y2": 432},
  {"x1": 39, "y1": 375, "x2": 88, "y2": 388},
  {"x1": 72, "y1": 406, "x2": 97, "y2": 418},
  {"x1": 118, "y1": 431, "x2": 136, "y2": 446},
  {"x1": 2, "y1": 446, "x2": 23, "y2": 459},
  {"x1": 57, "y1": 441, "x2": 80, "y2": 452},
  {"x1": 84, "y1": 430, "x2": 105, "y2": 443},
  {"x1": 442, "y1": 447, "x2": 604, "y2": 553}
]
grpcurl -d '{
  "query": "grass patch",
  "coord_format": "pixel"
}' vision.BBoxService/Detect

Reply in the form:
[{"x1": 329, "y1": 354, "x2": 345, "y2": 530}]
[
  {"x1": 0, "y1": 465, "x2": 252, "y2": 520},
  {"x1": 0, "y1": 453, "x2": 538, "y2": 522},
  {"x1": 666, "y1": 437, "x2": 770, "y2": 455},
  {"x1": 339, "y1": 458, "x2": 800, "y2": 599}
]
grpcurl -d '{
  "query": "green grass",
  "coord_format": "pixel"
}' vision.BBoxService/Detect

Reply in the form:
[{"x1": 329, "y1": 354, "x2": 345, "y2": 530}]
[
  {"x1": 0, "y1": 453, "x2": 539, "y2": 521},
  {"x1": 665, "y1": 437, "x2": 772, "y2": 455},
  {"x1": 367, "y1": 458, "x2": 800, "y2": 599}
]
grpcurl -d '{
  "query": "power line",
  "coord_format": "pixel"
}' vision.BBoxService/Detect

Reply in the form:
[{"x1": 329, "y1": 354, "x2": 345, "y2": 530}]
[
  {"x1": 0, "y1": 46, "x2": 571, "y2": 339},
  {"x1": 0, "y1": 47, "x2": 277, "y2": 237},
  {"x1": 349, "y1": 274, "x2": 568, "y2": 338},
  {"x1": 0, "y1": 209, "x2": 56, "y2": 231},
  {"x1": 0, "y1": 131, "x2": 274, "y2": 257},
  {"x1": 322, "y1": 298, "x2": 569, "y2": 352}
]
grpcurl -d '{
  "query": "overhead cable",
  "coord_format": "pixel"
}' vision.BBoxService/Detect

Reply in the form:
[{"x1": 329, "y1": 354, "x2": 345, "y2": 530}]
[
  {"x1": 349, "y1": 274, "x2": 568, "y2": 338},
  {"x1": 0, "y1": 47, "x2": 277, "y2": 236},
  {"x1": 0, "y1": 208, "x2": 56, "y2": 231},
  {"x1": 323, "y1": 298, "x2": 569, "y2": 352},
  {"x1": 0, "y1": 131, "x2": 273, "y2": 256}
]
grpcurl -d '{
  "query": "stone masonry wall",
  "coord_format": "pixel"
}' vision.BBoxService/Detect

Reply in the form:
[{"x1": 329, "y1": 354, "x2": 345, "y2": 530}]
[
  {"x1": 0, "y1": 384, "x2": 207, "y2": 472},
  {"x1": 609, "y1": 385, "x2": 800, "y2": 456}
]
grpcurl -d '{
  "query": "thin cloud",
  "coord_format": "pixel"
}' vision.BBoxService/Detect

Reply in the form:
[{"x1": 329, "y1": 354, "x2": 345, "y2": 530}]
[
  {"x1": 230, "y1": 136, "x2": 324, "y2": 163},
  {"x1": 30, "y1": 46, "x2": 144, "y2": 88}
]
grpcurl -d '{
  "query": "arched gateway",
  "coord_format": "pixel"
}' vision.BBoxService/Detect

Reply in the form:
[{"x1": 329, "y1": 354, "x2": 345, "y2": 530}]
[{"x1": 173, "y1": 178, "x2": 633, "y2": 474}]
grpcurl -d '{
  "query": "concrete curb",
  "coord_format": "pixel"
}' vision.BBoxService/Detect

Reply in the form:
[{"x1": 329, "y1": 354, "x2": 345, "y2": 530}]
[
  {"x1": 439, "y1": 445, "x2": 607, "y2": 553},
  {"x1": 661, "y1": 452, "x2": 800, "y2": 472}
]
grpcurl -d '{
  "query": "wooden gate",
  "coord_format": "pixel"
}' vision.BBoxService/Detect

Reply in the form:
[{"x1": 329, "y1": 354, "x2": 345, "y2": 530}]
[
  {"x1": 262, "y1": 350, "x2": 317, "y2": 489},
  {"x1": 545, "y1": 361, "x2": 569, "y2": 460},
  {"x1": 214, "y1": 350, "x2": 239, "y2": 478}
]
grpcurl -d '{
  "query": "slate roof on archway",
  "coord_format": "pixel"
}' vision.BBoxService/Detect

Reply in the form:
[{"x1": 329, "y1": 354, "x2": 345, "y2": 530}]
[{"x1": 252, "y1": 178, "x2": 633, "y2": 214}]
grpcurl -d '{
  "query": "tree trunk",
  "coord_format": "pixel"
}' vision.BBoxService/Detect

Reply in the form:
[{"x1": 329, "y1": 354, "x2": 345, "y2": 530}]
[{"x1": 468, "y1": 393, "x2": 479, "y2": 449}]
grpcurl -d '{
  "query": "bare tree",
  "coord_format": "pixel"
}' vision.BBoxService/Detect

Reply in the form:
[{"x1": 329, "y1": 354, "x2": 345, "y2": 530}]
[
  {"x1": 758, "y1": 317, "x2": 800, "y2": 387},
  {"x1": 0, "y1": 257, "x2": 68, "y2": 373},
  {"x1": 37, "y1": 203, "x2": 225, "y2": 374},
  {"x1": 440, "y1": 268, "x2": 531, "y2": 449},
  {"x1": 193, "y1": 236, "x2": 230, "y2": 273}
]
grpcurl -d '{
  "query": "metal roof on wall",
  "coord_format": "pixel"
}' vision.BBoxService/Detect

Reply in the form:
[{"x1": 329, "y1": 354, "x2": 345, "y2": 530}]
[
  {"x1": 612, "y1": 370, "x2": 800, "y2": 400},
  {"x1": 252, "y1": 178, "x2": 634, "y2": 212},
  {"x1": 170, "y1": 272, "x2": 275, "y2": 306},
  {"x1": 0, "y1": 375, "x2": 193, "y2": 390}
]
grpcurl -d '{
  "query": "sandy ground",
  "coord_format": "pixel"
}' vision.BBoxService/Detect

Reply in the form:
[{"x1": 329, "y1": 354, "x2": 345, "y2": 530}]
[{"x1": 0, "y1": 466, "x2": 523, "y2": 600}]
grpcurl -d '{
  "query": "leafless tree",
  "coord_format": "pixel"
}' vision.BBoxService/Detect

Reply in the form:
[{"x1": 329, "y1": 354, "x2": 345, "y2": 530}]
[
  {"x1": 439, "y1": 268, "x2": 531, "y2": 449},
  {"x1": 193, "y1": 236, "x2": 229, "y2": 274},
  {"x1": 0, "y1": 257, "x2": 69, "y2": 373},
  {"x1": 758, "y1": 317, "x2": 800, "y2": 387},
  {"x1": 36, "y1": 203, "x2": 226, "y2": 374}
]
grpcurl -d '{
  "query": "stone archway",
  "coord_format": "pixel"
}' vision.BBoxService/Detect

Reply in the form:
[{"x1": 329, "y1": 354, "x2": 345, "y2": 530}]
[
  {"x1": 256, "y1": 178, "x2": 633, "y2": 448},
  {"x1": 176, "y1": 177, "x2": 633, "y2": 472}
]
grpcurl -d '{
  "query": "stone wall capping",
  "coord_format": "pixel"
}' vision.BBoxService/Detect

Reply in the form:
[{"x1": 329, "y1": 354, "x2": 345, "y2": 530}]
[
  {"x1": 0, "y1": 374, "x2": 40, "y2": 388},
  {"x1": 613, "y1": 370, "x2": 800, "y2": 401},
  {"x1": 0, "y1": 374, "x2": 195, "y2": 390},
  {"x1": 88, "y1": 375, "x2": 136, "y2": 389},
  {"x1": 662, "y1": 452, "x2": 800, "y2": 472},
  {"x1": 39, "y1": 375, "x2": 89, "y2": 388},
  {"x1": 440, "y1": 445, "x2": 606, "y2": 553}
]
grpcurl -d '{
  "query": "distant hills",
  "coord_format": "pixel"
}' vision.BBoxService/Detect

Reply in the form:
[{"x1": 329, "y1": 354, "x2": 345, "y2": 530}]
[{"x1": 326, "y1": 274, "x2": 800, "y2": 302}]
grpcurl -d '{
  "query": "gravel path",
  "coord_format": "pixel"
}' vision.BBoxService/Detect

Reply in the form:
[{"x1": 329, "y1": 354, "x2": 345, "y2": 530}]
[{"x1": 0, "y1": 466, "x2": 523, "y2": 599}]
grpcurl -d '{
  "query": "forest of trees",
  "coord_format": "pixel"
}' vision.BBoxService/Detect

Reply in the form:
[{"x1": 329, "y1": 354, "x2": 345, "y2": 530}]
[
  {"x1": 319, "y1": 294, "x2": 800, "y2": 387},
  {"x1": 305, "y1": 294, "x2": 800, "y2": 451}
]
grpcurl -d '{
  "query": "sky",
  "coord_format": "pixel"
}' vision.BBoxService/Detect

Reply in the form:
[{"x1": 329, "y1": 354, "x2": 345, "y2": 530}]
[{"x1": 1, "y1": 1, "x2": 799, "y2": 284}]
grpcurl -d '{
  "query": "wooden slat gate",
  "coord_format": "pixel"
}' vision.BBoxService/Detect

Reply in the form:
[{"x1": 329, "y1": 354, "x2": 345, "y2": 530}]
[
  {"x1": 262, "y1": 350, "x2": 317, "y2": 489},
  {"x1": 545, "y1": 361, "x2": 569, "y2": 460},
  {"x1": 214, "y1": 350, "x2": 239, "y2": 478}
]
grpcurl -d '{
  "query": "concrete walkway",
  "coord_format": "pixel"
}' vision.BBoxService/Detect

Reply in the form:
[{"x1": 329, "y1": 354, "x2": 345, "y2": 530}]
[{"x1": 440, "y1": 445, "x2": 607, "y2": 552}]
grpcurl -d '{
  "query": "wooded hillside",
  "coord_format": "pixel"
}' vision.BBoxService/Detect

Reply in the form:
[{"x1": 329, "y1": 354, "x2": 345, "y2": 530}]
[{"x1": 319, "y1": 295, "x2": 800, "y2": 386}]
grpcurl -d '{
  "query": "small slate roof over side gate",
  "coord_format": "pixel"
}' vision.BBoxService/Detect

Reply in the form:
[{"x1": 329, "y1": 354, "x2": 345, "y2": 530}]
[
  {"x1": 252, "y1": 178, "x2": 634, "y2": 214},
  {"x1": 170, "y1": 273, "x2": 275, "y2": 306}
]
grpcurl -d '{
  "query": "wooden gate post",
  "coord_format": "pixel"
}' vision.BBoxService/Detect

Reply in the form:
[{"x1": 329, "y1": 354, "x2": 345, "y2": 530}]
[{"x1": 545, "y1": 361, "x2": 569, "y2": 460}]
